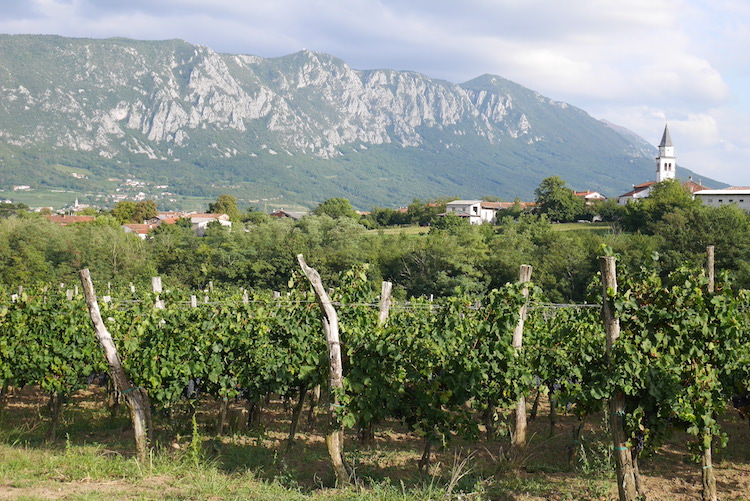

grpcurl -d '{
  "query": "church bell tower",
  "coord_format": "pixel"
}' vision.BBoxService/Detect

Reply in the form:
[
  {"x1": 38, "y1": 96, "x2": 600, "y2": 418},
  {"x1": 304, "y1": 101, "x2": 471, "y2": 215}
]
[{"x1": 655, "y1": 123, "x2": 676, "y2": 182}]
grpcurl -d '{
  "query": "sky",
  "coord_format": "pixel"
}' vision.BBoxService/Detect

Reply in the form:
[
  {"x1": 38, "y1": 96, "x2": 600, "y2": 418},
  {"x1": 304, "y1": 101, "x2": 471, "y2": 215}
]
[{"x1": 2, "y1": 0, "x2": 750, "y2": 186}]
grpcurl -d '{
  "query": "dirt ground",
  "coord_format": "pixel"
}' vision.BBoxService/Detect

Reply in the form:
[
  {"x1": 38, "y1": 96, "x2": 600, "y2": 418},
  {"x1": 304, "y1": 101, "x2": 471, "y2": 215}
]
[{"x1": 1, "y1": 385, "x2": 749, "y2": 500}]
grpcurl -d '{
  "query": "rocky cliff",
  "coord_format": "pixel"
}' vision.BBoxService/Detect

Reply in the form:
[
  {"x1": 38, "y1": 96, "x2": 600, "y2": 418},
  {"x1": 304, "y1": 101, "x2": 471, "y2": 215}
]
[{"x1": 0, "y1": 35, "x2": 701, "y2": 208}]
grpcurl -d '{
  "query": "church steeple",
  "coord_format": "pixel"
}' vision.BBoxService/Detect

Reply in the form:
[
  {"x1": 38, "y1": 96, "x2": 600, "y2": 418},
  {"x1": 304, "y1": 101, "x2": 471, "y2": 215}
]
[{"x1": 656, "y1": 123, "x2": 676, "y2": 182}]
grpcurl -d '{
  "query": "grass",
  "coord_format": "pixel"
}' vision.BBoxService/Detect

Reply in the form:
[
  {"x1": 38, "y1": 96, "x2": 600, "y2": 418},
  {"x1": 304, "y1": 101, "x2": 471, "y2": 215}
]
[
  {"x1": 369, "y1": 226, "x2": 429, "y2": 235},
  {"x1": 552, "y1": 222, "x2": 613, "y2": 233}
]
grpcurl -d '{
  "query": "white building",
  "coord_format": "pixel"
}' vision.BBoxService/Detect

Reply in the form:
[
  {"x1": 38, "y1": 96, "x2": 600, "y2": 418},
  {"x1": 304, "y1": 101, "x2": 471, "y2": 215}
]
[
  {"x1": 655, "y1": 124, "x2": 676, "y2": 183},
  {"x1": 444, "y1": 200, "x2": 499, "y2": 225},
  {"x1": 573, "y1": 191, "x2": 607, "y2": 205},
  {"x1": 189, "y1": 213, "x2": 232, "y2": 236},
  {"x1": 694, "y1": 188, "x2": 750, "y2": 211}
]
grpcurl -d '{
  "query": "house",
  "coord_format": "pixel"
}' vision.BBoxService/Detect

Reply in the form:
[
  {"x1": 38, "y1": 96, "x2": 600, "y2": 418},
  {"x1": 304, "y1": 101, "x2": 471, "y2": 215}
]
[
  {"x1": 442, "y1": 200, "x2": 536, "y2": 224},
  {"x1": 188, "y1": 213, "x2": 232, "y2": 236},
  {"x1": 444, "y1": 200, "x2": 486, "y2": 225},
  {"x1": 574, "y1": 191, "x2": 607, "y2": 205},
  {"x1": 617, "y1": 181, "x2": 656, "y2": 205},
  {"x1": 270, "y1": 210, "x2": 308, "y2": 220},
  {"x1": 694, "y1": 187, "x2": 750, "y2": 211},
  {"x1": 122, "y1": 223, "x2": 159, "y2": 240},
  {"x1": 683, "y1": 177, "x2": 707, "y2": 195},
  {"x1": 442, "y1": 200, "x2": 501, "y2": 225}
]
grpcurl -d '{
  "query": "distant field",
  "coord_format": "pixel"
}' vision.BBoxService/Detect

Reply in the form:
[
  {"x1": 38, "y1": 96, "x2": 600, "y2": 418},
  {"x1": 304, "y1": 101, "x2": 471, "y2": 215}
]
[
  {"x1": 370, "y1": 223, "x2": 614, "y2": 235},
  {"x1": 553, "y1": 222, "x2": 613, "y2": 233},
  {"x1": 370, "y1": 225, "x2": 429, "y2": 235},
  {"x1": 2, "y1": 189, "x2": 81, "y2": 210}
]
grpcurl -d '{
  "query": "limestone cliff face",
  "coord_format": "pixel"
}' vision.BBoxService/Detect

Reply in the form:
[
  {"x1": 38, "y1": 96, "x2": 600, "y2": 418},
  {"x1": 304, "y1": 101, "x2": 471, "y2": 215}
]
[
  {"x1": 0, "y1": 37, "x2": 593, "y2": 159},
  {"x1": 0, "y1": 35, "x2": 662, "y2": 205}
]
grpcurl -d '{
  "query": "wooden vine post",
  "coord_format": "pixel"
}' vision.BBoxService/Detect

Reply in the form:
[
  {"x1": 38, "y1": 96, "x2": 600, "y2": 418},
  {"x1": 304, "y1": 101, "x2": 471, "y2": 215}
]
[
  {"x1": 79, "y1": 269, "x2": 150, "y2": 462},
  {"x1": 297, "y1": 254, "x2": 353, "y2": 486},
  {"x1": 599, "y1": 256, "x2": 639, "y2": 501},
  {"x1": 378, "y1": 281, "x2": 393, "y2": 327},
  {"x1": 512, "y1": 264, "x2": 532, "y2": 453},
  {"x1": 703, "y1": 245, "x2": 718, "y2": 501}
]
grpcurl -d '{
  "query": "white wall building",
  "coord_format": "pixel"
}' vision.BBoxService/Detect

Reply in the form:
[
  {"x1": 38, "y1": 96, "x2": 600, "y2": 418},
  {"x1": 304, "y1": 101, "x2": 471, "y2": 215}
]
[
  {"x1": 444, "y1": 200, "x2": 501, "y2": 225},
  {"x1": 694, "y1": 188, "x2": 750, "y2": 211},
  {"x1": 189, "y1": 213, "x2": 232, "y2": 236}
]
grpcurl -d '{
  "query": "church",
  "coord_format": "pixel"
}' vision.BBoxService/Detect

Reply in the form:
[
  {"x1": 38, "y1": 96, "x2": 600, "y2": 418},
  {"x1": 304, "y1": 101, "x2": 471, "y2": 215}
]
[{"x1": 617, "y1": 124, "x2": 705, "y2": 205}]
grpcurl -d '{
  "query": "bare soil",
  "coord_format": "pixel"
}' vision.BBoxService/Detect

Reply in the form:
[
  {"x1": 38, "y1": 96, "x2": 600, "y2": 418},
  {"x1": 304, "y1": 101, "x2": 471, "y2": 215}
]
[{"x1": 1, "y1": 385, "x2": 749, "y2": 500}]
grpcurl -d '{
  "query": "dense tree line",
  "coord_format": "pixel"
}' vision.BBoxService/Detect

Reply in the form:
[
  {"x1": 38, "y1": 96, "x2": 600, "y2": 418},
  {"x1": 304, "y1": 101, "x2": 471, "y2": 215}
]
[{"x1": 2, "y1": 179, "x2": 750, "y2": 301}]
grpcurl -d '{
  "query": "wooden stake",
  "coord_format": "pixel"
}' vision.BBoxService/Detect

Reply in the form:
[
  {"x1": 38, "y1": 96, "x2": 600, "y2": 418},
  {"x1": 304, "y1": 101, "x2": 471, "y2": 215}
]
[
  {"x1": 151, "y1": 277, "x2": 164, "y2": 309},
  {"x1": 707, "y1": 245, "x2": 715, "y2": 293},
  {"x1": 80, "y1": 269, "x2": 150, "y2": 462},
  {"x1": 378, "y1": 281, "x2": 393, "y2": 327},
  {"x1": 600, "y1": 256, "x2": 638, "y2": 501},
  {"x1": 297, "y1": 254, "x2": 353, "y2": 486},
  {"x1": 701, "y1": 431, "x2": 718, "y2": 501},
  {"x1": 512, "y1": 265, "x2": 532, "y2": 453}
]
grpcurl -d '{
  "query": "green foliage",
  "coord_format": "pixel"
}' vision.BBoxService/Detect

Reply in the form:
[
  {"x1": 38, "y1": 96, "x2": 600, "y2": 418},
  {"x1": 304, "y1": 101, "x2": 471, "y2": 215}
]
[
  {"x1": 209, "y1": 194, "x2": 242, "y2": 222},
  {"x1": 621, "y1": 179, "x2": 700, "y2": 233},
  {"x1": 0, "y1": 202, "x2": 30, "y2": 218},
  {"x1": 0, "y1": 288, "x2": 107, "y2": 402},
  {"x1": 312, "y1": 198, "x2": 358, "y2": 219},
  {"x1": 534, "y1": 176, "x2": 585, "y2": 223},
  {"x1": 110, "y1": 201, "x2": 135, "y2": 224},
  {"x1": 613, "y1": 264, "x2": 750, "y2": 461},
  {"x1": 132, "y1": 200, "x2": 158, "y2": 223},
  {"x1": 406, "y1": 198, "x2": 449, "y2": 226}
]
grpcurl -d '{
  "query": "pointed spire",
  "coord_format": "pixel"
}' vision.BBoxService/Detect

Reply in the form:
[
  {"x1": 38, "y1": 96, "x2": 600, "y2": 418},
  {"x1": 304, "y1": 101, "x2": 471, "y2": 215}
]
[{"x1": 659, "y1": 123, "x2": 673, "y2": 148}]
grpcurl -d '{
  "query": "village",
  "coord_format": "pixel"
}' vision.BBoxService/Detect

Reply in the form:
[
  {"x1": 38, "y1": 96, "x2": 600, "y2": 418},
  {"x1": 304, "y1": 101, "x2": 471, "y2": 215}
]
[{"x1": 11, "y1": 124, "x2": 746, "y2": 240}]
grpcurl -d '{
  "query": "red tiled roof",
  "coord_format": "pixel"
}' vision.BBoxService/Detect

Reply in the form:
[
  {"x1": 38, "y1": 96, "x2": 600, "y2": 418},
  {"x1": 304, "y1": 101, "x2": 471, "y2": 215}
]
[
  {"x1": 683, "y1": 180, "x2": 707, "y2": 193},
  {"x1": 633, "y1": 181, "x2": 656, "y2": 189},
  {"x1": 573, "y1": 190, "x2": 606, "y2": 198},
  {"x1": 479, "y1": 201, "x2": 536, "y2": 209},
  {"x1": 123, "y1": 224, "x2": 158, "y2": 234},
  {"x1": 619, "y1": 182, "x2": 655, "y2": 198},
  {"x1": 43, "y1": 215, "x2": 95, "y2": 226}
]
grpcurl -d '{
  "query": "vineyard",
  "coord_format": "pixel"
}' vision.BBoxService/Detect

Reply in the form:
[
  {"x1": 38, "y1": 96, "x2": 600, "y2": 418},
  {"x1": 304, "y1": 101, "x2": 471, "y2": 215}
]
[{"x1": 1, "y1": 254, "x2": 750, "y2": 500}]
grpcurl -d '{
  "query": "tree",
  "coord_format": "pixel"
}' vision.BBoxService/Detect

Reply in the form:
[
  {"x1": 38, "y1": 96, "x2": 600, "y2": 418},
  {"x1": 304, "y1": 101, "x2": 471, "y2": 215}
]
[
  {"x1": 407, "y1": 198, "x2": 449, "y2": 226},
  {"x1": 0, "y1": 203, "x2": 30, "y2": 218},
  {"x1": 209, "y1": 194, "x2": 241, "y2": 222},
  {"x1": 495, "y1": 198, "x2": 527, "y2": 220},
  {"x1": 430, "y1": 213, "x2": 469, "y2": 233},
  {"x1": 534, "y1": 176, "x2": 585, "y2": 223},
  {"x1": 132, "y1": 200, "x2": 158, "y2": 223},
  {"x1": 312, "y1": 198, "x2": 358, "y2": 219},
  {"x1": 110, "y1": 201, "x2": 136, "y2": 224},
  {"x1": 621, "y1": 179, "x2": 700, "y2": 233},
  {"x1": 242, "y1": 207, "x2": 270, "y2": 225}
]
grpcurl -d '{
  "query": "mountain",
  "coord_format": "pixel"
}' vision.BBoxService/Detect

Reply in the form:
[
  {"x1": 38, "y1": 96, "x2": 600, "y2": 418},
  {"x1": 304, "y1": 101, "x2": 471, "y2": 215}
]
[{"x1": 0, "y1": 35, "x2": 723, "y2": 210}]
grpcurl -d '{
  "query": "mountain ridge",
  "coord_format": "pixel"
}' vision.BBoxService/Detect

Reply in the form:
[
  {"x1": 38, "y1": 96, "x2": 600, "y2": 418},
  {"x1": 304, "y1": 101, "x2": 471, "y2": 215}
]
[{"x1": 0, "y1": 34, "x2": 724, "y2": 210}]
